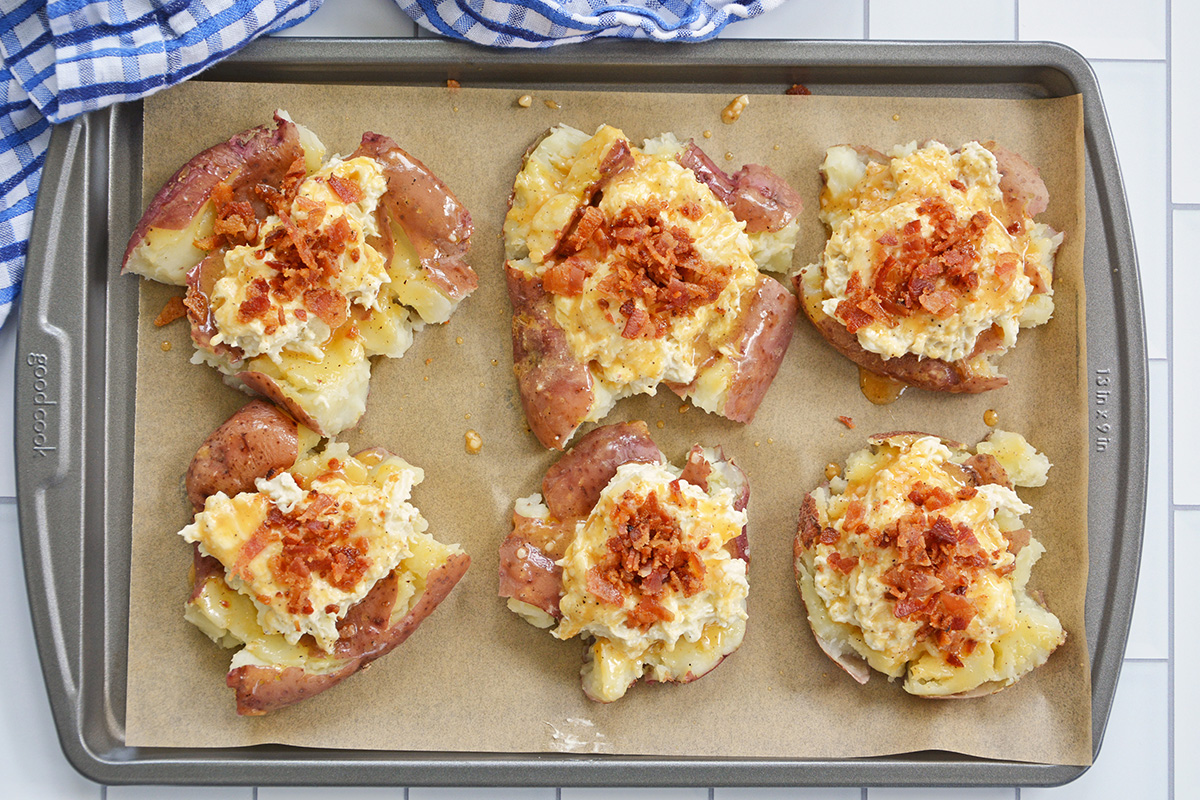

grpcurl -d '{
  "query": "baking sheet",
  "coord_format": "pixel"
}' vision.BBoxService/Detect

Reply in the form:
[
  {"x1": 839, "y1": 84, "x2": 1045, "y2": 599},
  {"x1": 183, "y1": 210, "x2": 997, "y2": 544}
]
[{"x1": 122, "y1": 81, "x2": 1090, "y2": 765}]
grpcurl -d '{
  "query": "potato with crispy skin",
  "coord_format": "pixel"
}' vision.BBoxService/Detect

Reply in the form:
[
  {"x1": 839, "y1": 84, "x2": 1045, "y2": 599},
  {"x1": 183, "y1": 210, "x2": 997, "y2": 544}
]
[
  {"x1": 504, "y1": 124, "x2": 800, "y2": 449},
  {"x1": 500, "y1": 422, "x2": 750, "y2": 702},
  {"x1": 127, "y1": 115, "x2": 476, "y2": 436},
  {"x1": 797, "y1": 141, "x2": 1061, "y2": 394},
  {"x1": 794, "y1": 430, "x2": 1064, "y2": 697},
  {"x1": 181, "y1": 401, "x2": 469, "y2": 715}
]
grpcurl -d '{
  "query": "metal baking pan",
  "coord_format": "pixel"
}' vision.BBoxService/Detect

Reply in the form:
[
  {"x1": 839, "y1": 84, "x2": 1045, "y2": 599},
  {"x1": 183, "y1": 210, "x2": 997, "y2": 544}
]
[{"x1": 15, "y1": 38, "x2": 1146, "y2": 787}]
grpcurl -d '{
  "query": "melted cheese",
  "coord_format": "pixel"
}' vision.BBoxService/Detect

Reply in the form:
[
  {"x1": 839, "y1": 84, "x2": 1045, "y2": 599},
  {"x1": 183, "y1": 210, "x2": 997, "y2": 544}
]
[
  {"x1": 797, "y1": 432, "x2": 1064, "y2": 695},
  {"x1": 812, "y1": 141, "x2": 1062, "y2": 365},
  {"x1": 179, "y1": 443, "x2": 428, "y2": 653},
  {"x1": 552, "y1": 461, "x2": 748, "y2": 701}
]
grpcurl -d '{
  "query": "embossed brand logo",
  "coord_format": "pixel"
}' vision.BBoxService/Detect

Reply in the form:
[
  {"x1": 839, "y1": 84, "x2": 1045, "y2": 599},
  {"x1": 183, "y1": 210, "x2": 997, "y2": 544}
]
[
  {"x1": 28, "y1": 352, "x2": 57, "y2": 455},
  {"x1": 1094, "y1": 368, "x2": 1112, "y2": 453}
]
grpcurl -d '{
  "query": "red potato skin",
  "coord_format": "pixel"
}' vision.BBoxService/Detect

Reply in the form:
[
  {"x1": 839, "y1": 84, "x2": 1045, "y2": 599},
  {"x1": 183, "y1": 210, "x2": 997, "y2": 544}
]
[
  {"x1": 184, "y1": 251, "x2": 235, "y2": 357},
  {"x1": 540, "y1": 421, "x2": 664, "y2": 519},
  {"x1": 677, "y1": 142, "x2": 803, "y2": 234},
  {"x1": 498, "y1": 531, "x2": 564, "y2": 618},
  {"x1": 506, "y1": 265, "x2": 595, "y2": 450},
  {"x1": 234, "y1": 369, "x2": 329, "y2": 435},
  {"x1": 227, "y1": 552, "x2": 471, "y2": 715},
  {"x1": 794, "y1": 492, "x2": 871, "y2": 685},
  {"x1": 679, "y1": 444, "x2": 750, "y2": 560},
  {"x1": 351, "y1": 132, "x2": 477, "y2": 301},
  {"x1": 986, "y1": 140, "x2": 1050, "y2": 217},
  {"x1": 795, "y1": 269, "x2": 1009, "y2": 394},
  {"x1": 122, "y1": 113, "x2": 303, "y2": 273},
  {"x1": 722, "y1": 277, "x2": 799, "y2": 422},
  {"x1": 190, "y1": 545, "x2": 225, "y2": 601},
  {"x1": 184, "y1": 400, "x2": 299, "y2": 511}
]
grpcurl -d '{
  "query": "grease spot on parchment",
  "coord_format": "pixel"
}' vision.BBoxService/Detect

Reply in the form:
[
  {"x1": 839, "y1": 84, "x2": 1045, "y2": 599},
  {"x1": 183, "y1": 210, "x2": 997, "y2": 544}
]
[{"x1": 546, "y1": 717, "x2": 613, "y2": 753}]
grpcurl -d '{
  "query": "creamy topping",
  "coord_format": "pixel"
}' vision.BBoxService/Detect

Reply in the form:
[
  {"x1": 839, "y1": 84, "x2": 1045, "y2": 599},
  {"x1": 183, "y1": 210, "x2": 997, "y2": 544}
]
[{"x1": 813, "y1": 141, "x2": 1059, "y2": 364}]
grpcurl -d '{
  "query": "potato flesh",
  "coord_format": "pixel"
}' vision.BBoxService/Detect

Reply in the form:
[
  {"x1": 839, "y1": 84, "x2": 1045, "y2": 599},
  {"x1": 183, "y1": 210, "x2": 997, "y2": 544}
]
[
  {"x1": 580, "y1": 618, "x2": 744, "y2": 702},
  {"x1": 385, "y1": 221, "x2": 455, "y2": 325},
  {"x1": 126, "y1": 208, "x2": 214, "y2": 286}
]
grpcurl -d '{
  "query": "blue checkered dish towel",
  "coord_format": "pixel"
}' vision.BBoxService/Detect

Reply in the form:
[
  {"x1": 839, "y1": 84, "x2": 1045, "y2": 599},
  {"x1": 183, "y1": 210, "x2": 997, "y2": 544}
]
[
  {"x1": 0, "y1": 0, "x2": 781, "y2": 329},
  {"x1": 0, "y1": 0, "x2": 321, "y2": 329},
  {"x1": 401, "y1": 0, "x2": 783, "y2": 47}
]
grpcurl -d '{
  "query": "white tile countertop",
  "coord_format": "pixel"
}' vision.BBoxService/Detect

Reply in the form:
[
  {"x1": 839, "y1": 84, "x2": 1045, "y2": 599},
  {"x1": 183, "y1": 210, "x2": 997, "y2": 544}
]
[{"x1": 2, "y1": 0, "x2": 1187, "y2": 795}]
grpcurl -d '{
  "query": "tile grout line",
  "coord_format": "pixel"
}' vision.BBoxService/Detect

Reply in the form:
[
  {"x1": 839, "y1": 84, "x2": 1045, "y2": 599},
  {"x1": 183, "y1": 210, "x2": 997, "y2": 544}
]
[
  {"x1": 1165, "y1": 0, "x2": 1175, "y2": 794},
  {"x1": 863, "y1": 0, "x2": 870, "y2": 39},
  {"x1": 1088, "y1": 57, "x2": 1169, "y2": 64},
  {"x1": 1013, "y1": 0, "x2": 1019, "y2": 41},
  {"x1": 1173, "y1": 203, "x2": 1200, "y2": 210}
]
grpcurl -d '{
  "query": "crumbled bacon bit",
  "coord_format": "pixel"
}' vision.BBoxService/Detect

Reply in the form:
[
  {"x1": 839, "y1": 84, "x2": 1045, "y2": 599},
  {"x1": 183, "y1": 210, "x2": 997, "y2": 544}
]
[
  {"x1": 446, "y1": 79, "x2": 461, "y2": 91},
  {"x1": 907, "y1": 482, "x2": 955, "y2": 511},
  {"x1": 875, "y1": 509, "x2": 990, "y2": 664},
  {"x1": 304, "y1": 286, "x2": 350, "y2": 329},
  {"x1": 543, "y1": 257, "x2": 590, "y2": 296},
  {"x1": 328, "y1": 175, "x2": 364, "y2": 205},
  {"x1": 837, "y1": 415, "x2": 855, "y2": 429},
  {"x1": 560, "y1": 206, "x2": 606, "y2": 256},
  {"x1": 827, "y1": 552, "x2": 859, "y2": 574},
  {"x1": 843, "y1": 499, "x2": 865, "y2": 530},
  {"x1": 678, "y1": 201, "x2": 704, "y2": 221},
  {"x1": 619, "y1": 300, "x2": 654, "y2": 339},
  {"x1": 194, "y1": 182, "x2": 260, "y2": 251},
  {"x1": 785, "y1": 83, "x2": 812, "y2": 96},
  {"x1": 589, "y1": 489, "x2": 707, "y2": 631},
  {"x1": 552, "y1": 199, "x2": 732, "y2": 339},
  {"x1": 238, "y1": 278, "x2": 272, "y2": 323},
  {"x1": 240, "y1": 489, "x2": 373, "y2": 618},
  {"x1": 154, "y1": 296, "x2": 188, "y2": 327},
  {"x1": 835, "y1": 197, "x2": 991, "y2": 332}
]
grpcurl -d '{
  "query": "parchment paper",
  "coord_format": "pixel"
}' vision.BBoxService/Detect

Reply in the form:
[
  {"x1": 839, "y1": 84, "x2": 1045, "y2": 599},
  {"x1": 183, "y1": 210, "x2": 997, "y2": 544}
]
[{"x1": 124, "y1": 82, "x2": 1089, "y2": 766}]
